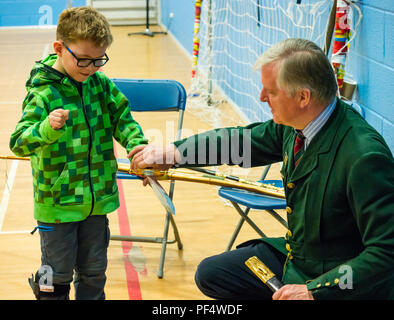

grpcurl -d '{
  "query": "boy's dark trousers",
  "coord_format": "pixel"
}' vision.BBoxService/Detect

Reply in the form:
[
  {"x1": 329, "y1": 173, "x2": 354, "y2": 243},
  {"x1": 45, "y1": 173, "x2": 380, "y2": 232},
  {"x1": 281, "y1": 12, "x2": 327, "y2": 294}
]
[{"x1": 30, "y1": 215, "x2": 110, "y2": 300}]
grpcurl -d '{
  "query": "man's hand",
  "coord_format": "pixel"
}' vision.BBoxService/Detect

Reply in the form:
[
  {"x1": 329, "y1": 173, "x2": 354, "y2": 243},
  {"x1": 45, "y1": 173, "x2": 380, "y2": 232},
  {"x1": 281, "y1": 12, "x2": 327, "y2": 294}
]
[
  {"x1": 272, "y1": 284, "x2": 314, "y2": 300},
  {"x1": 128, "y1": 144, "x2": 181, "y2": 171},
  {"x1": 49, "y1": 109, "x2": 69, "y2": 130}
]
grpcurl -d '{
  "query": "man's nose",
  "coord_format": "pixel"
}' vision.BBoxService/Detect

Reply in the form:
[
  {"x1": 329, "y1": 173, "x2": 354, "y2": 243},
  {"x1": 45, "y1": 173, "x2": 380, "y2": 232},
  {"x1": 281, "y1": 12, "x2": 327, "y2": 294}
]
[{"x1": 260, "y1": 89, "x2": 268, "y2": 102}]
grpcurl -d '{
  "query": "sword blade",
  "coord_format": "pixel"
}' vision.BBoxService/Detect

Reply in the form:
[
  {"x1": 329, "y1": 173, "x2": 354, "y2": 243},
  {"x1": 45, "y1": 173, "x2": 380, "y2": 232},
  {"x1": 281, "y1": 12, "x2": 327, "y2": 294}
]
[{"x1": 146, "y1": 175, "x2": 176, "y2": 215}]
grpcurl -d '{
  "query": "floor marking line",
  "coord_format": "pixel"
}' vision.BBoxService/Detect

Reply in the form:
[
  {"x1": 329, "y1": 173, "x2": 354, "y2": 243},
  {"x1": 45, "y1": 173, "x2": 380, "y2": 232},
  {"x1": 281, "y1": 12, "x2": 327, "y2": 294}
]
[
  {"x1": 0, "y1": 44, "x2": 49, "y2": 233},
  {"x1": 0, "y1": 230, "x2": 31, "y2": 235},
  {"x1": 114, "y1": 145, "x2": 142, "y2": 300},
  {"x1": 0, "y1": 160, "x2": 19, "y2": 232}
]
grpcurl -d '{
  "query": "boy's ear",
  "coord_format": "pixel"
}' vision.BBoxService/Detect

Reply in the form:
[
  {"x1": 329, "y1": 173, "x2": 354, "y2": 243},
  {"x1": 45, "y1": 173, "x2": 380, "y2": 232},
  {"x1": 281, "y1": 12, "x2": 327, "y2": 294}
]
[{"x1": 53, "y1": 41, "x2": 63, "y2": 56}]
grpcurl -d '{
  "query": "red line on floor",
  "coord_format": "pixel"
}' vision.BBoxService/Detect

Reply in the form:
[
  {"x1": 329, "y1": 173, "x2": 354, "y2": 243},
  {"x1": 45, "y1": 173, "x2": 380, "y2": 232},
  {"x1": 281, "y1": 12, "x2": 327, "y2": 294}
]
[{"x1": 114, "y1": 146, "x2": 142, "y2": 300}]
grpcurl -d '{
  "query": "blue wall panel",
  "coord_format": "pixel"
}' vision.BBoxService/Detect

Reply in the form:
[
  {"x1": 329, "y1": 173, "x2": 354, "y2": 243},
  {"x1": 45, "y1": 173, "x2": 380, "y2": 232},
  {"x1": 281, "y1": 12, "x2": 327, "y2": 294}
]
[
  {"x1": 383, "y1": 119, "x2": 394, "y2": 152},
  {"x1": 160, "y1": 0, "x2": 195, "y2": 55},
  {"x1": 353, "y1": 6, "x2": 384, "y2": 64},
  {"x1": 0, "y1": 0, "x2": 86, "y2": 27},
  {"x1": 346, "y1": 1, "x2": 394, "y2": 151},
  {"x1": 384, "y1": 11, "x2": 394, "y2": 68}
]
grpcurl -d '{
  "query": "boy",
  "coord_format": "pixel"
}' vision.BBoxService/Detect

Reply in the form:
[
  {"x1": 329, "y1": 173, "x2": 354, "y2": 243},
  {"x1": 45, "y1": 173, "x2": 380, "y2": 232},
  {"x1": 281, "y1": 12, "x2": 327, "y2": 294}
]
[{"x1": 9, "y1": 7, "x2": 147, "y2": 300}]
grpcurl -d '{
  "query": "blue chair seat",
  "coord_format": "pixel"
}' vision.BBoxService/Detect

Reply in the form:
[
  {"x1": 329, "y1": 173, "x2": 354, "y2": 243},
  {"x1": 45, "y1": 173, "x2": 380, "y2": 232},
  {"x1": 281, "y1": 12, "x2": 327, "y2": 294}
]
[{"x1": 218, "y1": 180, "x2": 286, "y2": 210}]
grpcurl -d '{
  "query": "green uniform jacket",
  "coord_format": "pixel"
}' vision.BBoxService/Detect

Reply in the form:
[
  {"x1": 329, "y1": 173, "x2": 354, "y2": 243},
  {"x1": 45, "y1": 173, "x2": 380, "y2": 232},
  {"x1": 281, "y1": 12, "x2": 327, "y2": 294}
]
[
  {"x1": 174, "y1": 99, "x2": 394, "y2": 299},
  {"x1": 10, "y1": 54, "x2": 148, "y2": 223}
]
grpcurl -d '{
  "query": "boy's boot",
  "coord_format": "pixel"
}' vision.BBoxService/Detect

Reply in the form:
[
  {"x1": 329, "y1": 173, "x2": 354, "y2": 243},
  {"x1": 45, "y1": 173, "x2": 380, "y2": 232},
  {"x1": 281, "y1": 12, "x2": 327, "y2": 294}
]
[{"x1": 28, "y1": 272, "x2": 70, "y2": 300}]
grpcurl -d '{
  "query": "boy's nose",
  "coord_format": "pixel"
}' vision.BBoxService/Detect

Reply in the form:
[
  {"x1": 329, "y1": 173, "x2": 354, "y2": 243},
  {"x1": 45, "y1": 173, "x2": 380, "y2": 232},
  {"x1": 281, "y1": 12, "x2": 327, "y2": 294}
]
[{"x1": 86, "y1": 62, "x2": 99, "y2": 72}]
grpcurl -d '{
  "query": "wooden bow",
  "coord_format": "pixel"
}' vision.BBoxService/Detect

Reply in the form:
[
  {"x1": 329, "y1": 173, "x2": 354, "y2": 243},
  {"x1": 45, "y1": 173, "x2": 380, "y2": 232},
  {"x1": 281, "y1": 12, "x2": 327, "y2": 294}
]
[
  {"x1": 116, "y1": 163, "x2": 285, "y2": 199},
  {"x1": 0, "y1": 155, "x2": 286, "y2": 199}
]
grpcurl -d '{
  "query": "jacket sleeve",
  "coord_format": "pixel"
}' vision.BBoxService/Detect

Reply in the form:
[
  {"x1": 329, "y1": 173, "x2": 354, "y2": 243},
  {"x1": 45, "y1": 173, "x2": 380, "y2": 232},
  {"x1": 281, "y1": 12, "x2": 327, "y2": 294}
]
[
  {"x1": 9, "y1": 92, "x2": 66, "y2": 157},
  {"x1": 173, "y1": 120, "x2": 285, "y2": 168},
  {"x1": 105, "y1": 78, "x2": 148, "y2": 153},
  {"x1": 306, "y1": 151, "x2": 394, "y2": 299}
]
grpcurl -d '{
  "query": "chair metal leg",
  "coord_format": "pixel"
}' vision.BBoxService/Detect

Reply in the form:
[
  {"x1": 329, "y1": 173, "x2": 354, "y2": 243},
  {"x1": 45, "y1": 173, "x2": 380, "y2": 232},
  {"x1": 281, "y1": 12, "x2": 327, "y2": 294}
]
[
  {"x1": 225, "y1": 201, "x2": 269, "y2": 251},
  {"x1": 231, "y1": 202, "x2": 267, "y2": 239},
  {"x1": 157, "y1": 211, "x2": 171, "y2": 279},
  {"x1": 156, "y1": 210, "x2": 183, "y2": 278},
  {"x1": 156, "y1": 182, "x2": 183, "y2": 277},
  {"x1": 266, "y1": 209, "x2": 288, "y2": 228},
  {"x1": 169, "y1": 213, "x2": 183, "y2": 250},
  {"x1": 226, "y1": 203, "x2": 288, "y2": 252},
  {"x1": 167, "y1": 180, "x2": 183, "y2": 250},
  {"x1": 156, "y1": 206, "x2": 184, "y2": 278},
  {"x1": 226, "y1": 207, "x2": 251, "y2": 251},
  {"x1": 110, "y1": 235, "x2": 177, "y2": 243}
]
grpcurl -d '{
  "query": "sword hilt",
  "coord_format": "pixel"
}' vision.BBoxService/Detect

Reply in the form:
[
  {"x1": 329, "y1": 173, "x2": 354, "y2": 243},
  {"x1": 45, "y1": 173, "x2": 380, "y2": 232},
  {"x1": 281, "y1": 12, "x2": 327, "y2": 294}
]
[{"x1": 245, "y1": 256, "x2": 284, "y2": 292}]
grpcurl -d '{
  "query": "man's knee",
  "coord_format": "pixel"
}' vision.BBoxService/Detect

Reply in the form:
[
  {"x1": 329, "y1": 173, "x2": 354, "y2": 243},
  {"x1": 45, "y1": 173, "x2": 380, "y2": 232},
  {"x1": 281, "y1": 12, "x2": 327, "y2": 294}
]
[
  {"x1": 195, "y1": 256, "x2": 231, "y2": 299},
  {"x1": 195, "y1": 257, "x2": 217, "y2": 287}
]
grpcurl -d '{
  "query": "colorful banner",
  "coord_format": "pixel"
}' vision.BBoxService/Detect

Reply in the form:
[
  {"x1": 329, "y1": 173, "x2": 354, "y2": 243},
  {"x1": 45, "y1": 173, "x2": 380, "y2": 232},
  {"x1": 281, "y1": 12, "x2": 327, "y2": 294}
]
[
  {"x1": 331, "y1": 0, "x2": 351, "y2": 91},
  {"x1": 192, "y1": 0, "x2": 202, "y2": 78}
]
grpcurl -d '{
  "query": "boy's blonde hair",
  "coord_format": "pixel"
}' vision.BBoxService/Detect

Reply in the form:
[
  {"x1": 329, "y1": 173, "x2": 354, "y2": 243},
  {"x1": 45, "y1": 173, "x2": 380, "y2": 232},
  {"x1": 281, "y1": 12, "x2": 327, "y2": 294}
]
[{"x1": 56, "y1": 6, "x2": 113, "y2": 48}]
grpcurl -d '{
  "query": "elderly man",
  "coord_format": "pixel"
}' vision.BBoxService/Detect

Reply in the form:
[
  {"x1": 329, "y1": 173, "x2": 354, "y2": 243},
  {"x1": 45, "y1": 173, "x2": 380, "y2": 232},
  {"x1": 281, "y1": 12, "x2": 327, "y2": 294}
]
[{"x1": 129, "y1": 38, "x2": 394, "y2": 300}]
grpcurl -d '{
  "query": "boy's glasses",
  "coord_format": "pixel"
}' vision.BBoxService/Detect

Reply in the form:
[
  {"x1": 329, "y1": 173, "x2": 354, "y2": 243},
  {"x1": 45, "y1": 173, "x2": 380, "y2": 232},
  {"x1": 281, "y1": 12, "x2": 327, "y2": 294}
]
[{"x1": 62, "y1": 42, "x2": 109, "y2": 67}]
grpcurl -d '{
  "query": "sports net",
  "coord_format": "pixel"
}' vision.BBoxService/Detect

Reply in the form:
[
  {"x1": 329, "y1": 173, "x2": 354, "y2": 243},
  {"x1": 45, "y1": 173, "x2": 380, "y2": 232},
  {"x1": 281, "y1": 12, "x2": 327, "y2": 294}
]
[{"x1": 188, "y1": 0, "x2": 335, "y2": 128}]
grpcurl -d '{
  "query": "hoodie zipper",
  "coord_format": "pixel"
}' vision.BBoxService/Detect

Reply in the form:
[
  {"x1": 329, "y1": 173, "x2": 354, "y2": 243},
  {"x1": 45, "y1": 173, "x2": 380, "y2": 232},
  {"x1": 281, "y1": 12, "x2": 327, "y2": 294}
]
[
  {"x1": 79, "y1": 82, "x2": 95, "y2": 218},
  {"x1": 36, "y1": 61, "x2": 95, "y2": 218}
]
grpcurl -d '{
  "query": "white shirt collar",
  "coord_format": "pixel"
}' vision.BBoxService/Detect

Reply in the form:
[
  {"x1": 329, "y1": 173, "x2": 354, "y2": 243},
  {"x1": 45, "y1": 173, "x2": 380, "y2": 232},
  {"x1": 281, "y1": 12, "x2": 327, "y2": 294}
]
[{"x1": 299, "y1": 98, "x2": 337, "y2": 149}]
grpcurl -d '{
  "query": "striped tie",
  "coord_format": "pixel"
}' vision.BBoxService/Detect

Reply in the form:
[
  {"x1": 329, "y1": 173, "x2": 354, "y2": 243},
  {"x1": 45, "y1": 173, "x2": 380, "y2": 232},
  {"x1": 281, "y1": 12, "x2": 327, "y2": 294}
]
[{"x1": 293, "y1": 131, "x2": 305, "y2": 168}]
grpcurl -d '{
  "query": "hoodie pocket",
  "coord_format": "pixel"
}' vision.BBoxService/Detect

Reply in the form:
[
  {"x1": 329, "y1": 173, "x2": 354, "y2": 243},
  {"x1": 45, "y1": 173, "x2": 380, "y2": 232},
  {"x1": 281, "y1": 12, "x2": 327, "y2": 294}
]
[{"x1": 50, "y1": 162, "x2": 84, "y2": 205}]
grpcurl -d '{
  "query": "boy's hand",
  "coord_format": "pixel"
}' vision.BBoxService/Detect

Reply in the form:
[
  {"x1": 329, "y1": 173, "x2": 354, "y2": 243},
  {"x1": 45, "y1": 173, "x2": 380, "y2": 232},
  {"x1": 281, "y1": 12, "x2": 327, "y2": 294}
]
[{"x1": 49, "y1": 109, "x2": 69, "y2": 130}]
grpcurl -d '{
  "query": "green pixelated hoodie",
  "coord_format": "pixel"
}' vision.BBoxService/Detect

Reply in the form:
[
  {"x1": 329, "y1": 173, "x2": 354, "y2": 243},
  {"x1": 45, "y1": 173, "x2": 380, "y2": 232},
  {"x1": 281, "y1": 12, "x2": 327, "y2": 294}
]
[{"x1": 10, "y1": 54, "x2": 148, "y2": 223}]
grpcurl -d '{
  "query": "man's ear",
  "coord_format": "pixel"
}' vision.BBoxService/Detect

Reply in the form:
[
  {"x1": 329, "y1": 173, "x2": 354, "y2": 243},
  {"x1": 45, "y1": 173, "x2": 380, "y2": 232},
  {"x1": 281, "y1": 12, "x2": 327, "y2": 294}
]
[
  {"x1": 298, "y1": 88, "x2": 311, "y2": 109},
  {"x1": 53, "y1": 41, "x2": 63, "y2": 56}
]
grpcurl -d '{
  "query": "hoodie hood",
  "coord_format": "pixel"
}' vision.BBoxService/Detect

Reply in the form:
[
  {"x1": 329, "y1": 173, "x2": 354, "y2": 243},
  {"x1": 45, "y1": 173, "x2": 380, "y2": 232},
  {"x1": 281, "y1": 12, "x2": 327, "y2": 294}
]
[{"x1": 25, "y1": 54, "x2": 69, "y2": 90}]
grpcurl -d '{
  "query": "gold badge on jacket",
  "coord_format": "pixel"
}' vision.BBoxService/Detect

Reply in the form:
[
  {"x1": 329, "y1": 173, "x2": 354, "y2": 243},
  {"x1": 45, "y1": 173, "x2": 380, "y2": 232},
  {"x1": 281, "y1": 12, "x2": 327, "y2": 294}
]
[{"x1": 284, "y1": 152, "x2": 288, "y2": 166}]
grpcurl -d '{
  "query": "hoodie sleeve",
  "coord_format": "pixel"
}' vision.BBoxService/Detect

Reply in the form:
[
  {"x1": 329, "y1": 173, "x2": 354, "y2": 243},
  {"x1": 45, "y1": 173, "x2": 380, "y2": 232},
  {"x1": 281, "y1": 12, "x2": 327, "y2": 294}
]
[
  {"x1": 104, "y1": 77, "x2": 148, "y2": 153},
  {"x1": 10, "y1": 92, "x2": 65, "y2": 157}
]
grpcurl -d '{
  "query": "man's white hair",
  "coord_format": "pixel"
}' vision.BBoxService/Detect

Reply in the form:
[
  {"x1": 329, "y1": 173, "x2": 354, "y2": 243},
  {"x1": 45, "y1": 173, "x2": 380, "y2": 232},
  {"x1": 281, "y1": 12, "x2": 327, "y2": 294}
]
[{"x1": 254, "y1": 38, "x2": 337, "y2": 105}]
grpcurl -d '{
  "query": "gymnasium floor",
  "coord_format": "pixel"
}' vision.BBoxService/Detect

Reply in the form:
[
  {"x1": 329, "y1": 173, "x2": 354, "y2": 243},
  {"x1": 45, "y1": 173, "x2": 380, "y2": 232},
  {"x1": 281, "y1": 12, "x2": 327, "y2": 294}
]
[{"x1": 0, "y1": 26, "x2": 286, "y2": 300}]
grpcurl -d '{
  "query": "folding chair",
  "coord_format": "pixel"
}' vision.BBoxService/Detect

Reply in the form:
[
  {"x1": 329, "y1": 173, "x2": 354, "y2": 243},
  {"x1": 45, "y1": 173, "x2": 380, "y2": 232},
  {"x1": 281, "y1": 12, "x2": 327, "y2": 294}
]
[
  {"x1": 218, "y1": 165, "x2": 287, "y2": 251},
  {"x1": 110, "y1": 78, "x2": 186, "y2": 278}
]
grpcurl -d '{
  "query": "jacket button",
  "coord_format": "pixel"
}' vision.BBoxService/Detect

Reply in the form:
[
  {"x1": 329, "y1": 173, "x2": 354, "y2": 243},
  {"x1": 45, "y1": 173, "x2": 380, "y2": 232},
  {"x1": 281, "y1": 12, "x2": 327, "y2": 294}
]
[
  {"x1": 287, "y1": 182, "x2": 295, "y2": 189},
  {"x1": 325, "y1": 282, "x2": 331, "y2": 287},
  {"x1": 287, "y1": 230, "x2": 292, "y2": 237},
  {"x1": 334, "y1": 278, "x2": 340, "y2": 284},
  {"x1": 286, "y1": 206, "x2": 293, "y2": 214},
  {"x1": 285, "y1": 243, "x2": 291, "y2": 251}
]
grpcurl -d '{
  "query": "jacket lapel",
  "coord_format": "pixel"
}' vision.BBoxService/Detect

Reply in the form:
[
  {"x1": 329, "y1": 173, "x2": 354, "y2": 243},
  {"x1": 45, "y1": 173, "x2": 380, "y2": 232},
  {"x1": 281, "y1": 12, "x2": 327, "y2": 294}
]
[{"x1": 289, "y1": 100, "x2": 347, "y2": 182}]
